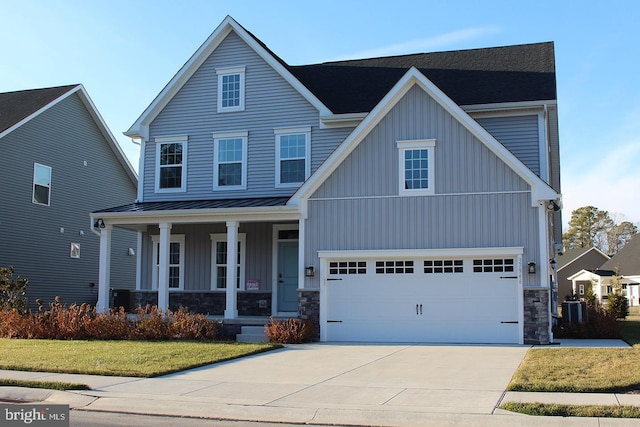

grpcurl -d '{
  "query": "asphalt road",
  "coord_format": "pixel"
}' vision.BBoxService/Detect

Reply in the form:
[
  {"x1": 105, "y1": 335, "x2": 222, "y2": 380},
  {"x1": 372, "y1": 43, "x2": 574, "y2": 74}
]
[{"x1": 70, "y1": 410, "x2": 342, "y2": 427}]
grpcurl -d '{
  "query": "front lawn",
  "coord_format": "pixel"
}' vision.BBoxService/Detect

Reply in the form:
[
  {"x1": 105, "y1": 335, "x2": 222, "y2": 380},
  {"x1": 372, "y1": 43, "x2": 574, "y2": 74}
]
[
  {"x1": 507, "y1": 314, "x2": 640, "y2": 393},
  {"x1": 0, "y1": 339, "x2": 281, "y2": 377}
]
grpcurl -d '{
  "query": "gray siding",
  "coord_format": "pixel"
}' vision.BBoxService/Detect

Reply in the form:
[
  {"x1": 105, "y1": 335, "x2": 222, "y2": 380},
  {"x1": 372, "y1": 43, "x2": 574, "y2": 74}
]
[
  {"x1": 304, "y1": 84, "x2": 541, "y2": 288},
  {"x1": 0, "y1": 93, "x2": 137, "y2": 308},
  {"x1": 143, "y1": 31, "x2": 352, "y2": 201},
  {"x1": 313, "y1": 86, "x2": 530, "y2": 199},
  {"x1": 139, "y1": 222, "x2": 280, "y2": 292},
  {"x1": 476, "y1": 114, "x2": 540, "y2": 176}
]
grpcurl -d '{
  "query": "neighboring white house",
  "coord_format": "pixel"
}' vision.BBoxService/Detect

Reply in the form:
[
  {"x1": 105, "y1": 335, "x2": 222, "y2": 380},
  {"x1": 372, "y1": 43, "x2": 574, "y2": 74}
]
[{"x1": 568, "y1": 269, "x2": 639, "y2": 307}]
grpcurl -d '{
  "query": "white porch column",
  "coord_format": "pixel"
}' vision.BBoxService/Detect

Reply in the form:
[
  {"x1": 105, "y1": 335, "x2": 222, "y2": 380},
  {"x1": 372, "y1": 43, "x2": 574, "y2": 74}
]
[
  {"x1": 158, "y1": 222, "x2": 172, "y2": 312},
  {"x1": 97, "y1": 224, "x2": 112, "y2": 312},
  {"x1": 225, "y1": 221, "x2": 239, "y2": 319}
]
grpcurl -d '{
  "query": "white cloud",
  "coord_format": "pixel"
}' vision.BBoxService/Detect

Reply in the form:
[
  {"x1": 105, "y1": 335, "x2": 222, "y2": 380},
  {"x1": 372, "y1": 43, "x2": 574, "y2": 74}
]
[
  {"x1": 561, "y1": 140, "x2": 640, "y2": 227},
  {"x1": 330, "y1": 26, "x2": 502, "y2": 61}
]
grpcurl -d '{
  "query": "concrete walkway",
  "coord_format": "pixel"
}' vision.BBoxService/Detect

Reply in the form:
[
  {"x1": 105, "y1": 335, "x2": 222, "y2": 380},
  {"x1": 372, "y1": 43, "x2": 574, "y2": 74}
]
[{"x1": 1, "y1": 341, "x2": 639, "y2": 426}]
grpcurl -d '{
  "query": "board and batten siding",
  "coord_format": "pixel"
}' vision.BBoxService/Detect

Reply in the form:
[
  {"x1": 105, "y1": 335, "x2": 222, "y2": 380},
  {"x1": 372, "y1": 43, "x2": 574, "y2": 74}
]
[
  {"x1": 139, "y1": 222, "x2": 279, "y2": 291},
  {"x1": 475, "y1": 115, "x2": 540, "y2": 176},
  {"x1": 143, "y1": 30, "x2": 352, "y2": 201},
  {"x1": 0, "y1": 93, "x2": 137, "y2": 308},
  {"x1": 303, "y1": 84, "x2": 541, "y2": 288}
]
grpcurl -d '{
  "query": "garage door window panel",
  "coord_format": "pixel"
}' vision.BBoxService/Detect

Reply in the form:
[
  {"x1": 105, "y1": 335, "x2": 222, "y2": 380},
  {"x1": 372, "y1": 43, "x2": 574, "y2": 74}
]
[
  {"x1": 473, "y1": 258, "x2": 514, "y2": 273},
  {"x1": 424, "y1": 259, "x2": 463, "y2": 273},
  {"x1": 329, "y1": 261, "x2": 366, "y2": 276},
  {"x1": 375, "y1": 260, "x2": 414, "y2": 274}
]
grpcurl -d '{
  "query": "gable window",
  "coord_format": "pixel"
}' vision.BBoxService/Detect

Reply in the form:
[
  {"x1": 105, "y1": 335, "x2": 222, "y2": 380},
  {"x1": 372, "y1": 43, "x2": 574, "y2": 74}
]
[
  {"x1": 151, "y1": 235, "x2": 185, "y2": 290},
  {"x1": 32, "y1": 163, "x2": 52, "y2": 205},
  {"x1": 210, "y1": 233, "x2": 246, "y2": 290},
  {"x1": 216, "y1": 66, "x2": 245, "y2": 112},
  {"x1": 275, "y1": 127, "x2": 311, "y2": 187},
  {"x1": 155, "y1": 135, "x2": 187, "y2": 192},
  {"x1": 397, "y1": 139, "x2": 436, "y2": 196},
  {"x1": 213, "y1": 131, "x2": 248, "y2": 190}
]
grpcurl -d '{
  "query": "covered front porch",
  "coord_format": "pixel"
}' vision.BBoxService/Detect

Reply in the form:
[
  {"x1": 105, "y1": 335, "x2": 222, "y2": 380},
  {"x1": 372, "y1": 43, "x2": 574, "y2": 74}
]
[{"x1": 91, "y1": 198, "x2": 311, "y2": 321}]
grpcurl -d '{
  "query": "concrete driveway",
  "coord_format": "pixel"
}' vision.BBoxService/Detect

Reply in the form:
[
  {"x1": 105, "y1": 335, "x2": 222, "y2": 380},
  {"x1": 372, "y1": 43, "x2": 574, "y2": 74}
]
[{"x1": 91, "y1": 343, "x2": 529, "y2": 417}]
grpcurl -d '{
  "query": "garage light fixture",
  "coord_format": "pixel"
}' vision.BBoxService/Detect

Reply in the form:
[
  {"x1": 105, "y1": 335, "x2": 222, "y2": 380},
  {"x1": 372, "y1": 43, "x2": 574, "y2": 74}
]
[
  {"x1": 305, "y1": 266, "x2": 315, "y2": 277},
  {"x1": 528, "y1": 262, "x2": 536, "y2": 274}
]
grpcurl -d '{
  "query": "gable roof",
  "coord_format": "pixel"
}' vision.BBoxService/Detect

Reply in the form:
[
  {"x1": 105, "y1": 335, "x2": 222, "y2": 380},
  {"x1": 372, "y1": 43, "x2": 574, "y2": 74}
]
[
  {"x1": 0, "y1": 85, "x2": 79, "y2": 135},
  {"x1": 557, "y1": 246, "x2": 610, "y2": 271},
  {"x1": 0, "y1": 84, "x2": 137, "y2": 184},
  {"x1": 601, "y1": 234, "x2": 640, "y2": 276},
  {"x1": 290, "y1": 67, "x2": 559, "y2": 206},
  {"x1": 127, "y1": 16, "x2": 557, "y2": 139},
  {"x1": 290, "y1": 42, "x2": 556, "y2": 114},
  {"x1": 126, "y1": 16, "x2": 331, "y2": 140}
]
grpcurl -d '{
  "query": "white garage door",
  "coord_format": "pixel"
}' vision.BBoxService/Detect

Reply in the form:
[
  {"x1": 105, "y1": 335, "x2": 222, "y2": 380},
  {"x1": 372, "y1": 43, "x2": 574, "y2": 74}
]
[{"x1": 323, "y1": 253, "x2": 522, "y2": 344}]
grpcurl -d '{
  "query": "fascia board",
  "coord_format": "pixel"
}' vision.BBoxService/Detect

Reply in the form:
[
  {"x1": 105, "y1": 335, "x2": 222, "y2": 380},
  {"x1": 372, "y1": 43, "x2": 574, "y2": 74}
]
[
  {"x1": 126, "y1": 16, "x2": 331, "y2": 139},
  {"x1": 318, "y1": 246, "x2": 524, "y2": 260},
  {"x1": 0, "y1": 85, "x2": 78, "y2": 139},
  {"x1": 567, "y1": 269, "x2": 598, "y2": 281},
  {"x1": 93, "y1": 205, "x2": 300, "y2": 225},
  {"x1": 75, "y1": 85, "x2": 138, "y2": 185},
  {"x1": 290, "y1": 67, "x2": 559, "y2": 206},
  {"x1": 463, "y1": 100, "x2": 557, "y2": 112}
]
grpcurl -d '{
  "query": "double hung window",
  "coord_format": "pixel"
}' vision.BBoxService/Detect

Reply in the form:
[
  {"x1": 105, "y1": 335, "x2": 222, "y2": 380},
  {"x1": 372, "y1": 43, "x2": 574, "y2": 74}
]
[
  {"x1": 156, "y1": 136, "x2": 187, "y2": 192},
  {"x1": 275, "y1": 127, "x2": 310, "y2": 187},
  {"x1": 213, "y1": 131, "x2": 248, "y2": 190},
  {"x1": 210, "y1": 233, "x2": 246, "y2": 290},
  {"x1": 151, "y1": 235, "x2": 185, "y2": 290},
  {"x1": 32, "y1": 163, "x2": 52, "y2": 205}
]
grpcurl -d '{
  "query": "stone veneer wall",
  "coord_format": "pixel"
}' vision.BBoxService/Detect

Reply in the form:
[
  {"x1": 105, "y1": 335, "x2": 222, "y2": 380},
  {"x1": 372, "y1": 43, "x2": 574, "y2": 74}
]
[
  {"x1": 298, "y1": 289, "x2": 320, "y2": 341},
  {"x1": 131, "y1": 291, "x2": 271, "y2": 316},
  {"x1": 523, "y1": 288, "x2": 551, "y2": 344}
]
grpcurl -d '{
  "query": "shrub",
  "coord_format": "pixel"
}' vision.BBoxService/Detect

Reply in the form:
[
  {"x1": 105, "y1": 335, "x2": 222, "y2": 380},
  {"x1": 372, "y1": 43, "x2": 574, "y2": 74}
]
[
  {"x1": 0, "y1": 266, "x2": 28, "y2": 315},
  {"x1": 264, "y1": 317, "x2": 315, "y2": 344},
  {"x1": 607, "y1": 292, "x2": 629, "y2": 319},
  {"x1": 0, "y1": 300, "x2": 219, "y2": 341},
  {"x1": 554, "y1": 302, "x2": 620, "y2": 339}
]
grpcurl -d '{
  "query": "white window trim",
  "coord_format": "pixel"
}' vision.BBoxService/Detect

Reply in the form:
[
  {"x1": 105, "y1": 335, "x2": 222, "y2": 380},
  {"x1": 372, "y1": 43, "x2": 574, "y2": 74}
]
[
  {"x1": 216, "y1": 66, "x2": 246, "y2": 113},
  {"x1": 155, "y1": 135, "x2": 187, "y2": 193},
  {"x1": 32, "y1": 163, "x2": 52, "y2": 206},
  {"x1": 397, "y1": 139, "x2": 436, "y2": 196},
  {"x1": 210, "y1": 233, "x2": 246, "y2": 291},
  {"x1": 151, "y1": 234, "x2": 185, "y2": 290},
  {"x1": 213, "y1": 131, "x2": 248, "y2": 190},
  {"x1": 274, "y1": 126, "x2": 311, "y2": 188}
]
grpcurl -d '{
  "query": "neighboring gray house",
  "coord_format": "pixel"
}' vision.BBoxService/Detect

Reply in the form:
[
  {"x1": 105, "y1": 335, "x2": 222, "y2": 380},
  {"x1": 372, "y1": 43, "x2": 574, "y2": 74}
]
[
  {"x1": 557, "y1": 246, "x2": 610, "y2": 300},
  {"x1": 93, "y1": 16, "x2": 562, "y2": 344},
  {"x1": 0, "y1": 85, "x2": 138, "y2": 309},
  {"x1": 569, "y1": 234, "x2": 640, "y2": 309}
]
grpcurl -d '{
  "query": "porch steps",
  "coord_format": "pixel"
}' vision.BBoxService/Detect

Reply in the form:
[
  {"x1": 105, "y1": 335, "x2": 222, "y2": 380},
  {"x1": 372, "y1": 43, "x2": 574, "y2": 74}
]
[{"x1": 236, "y1": 325, "x2": 268, "y2": 343}]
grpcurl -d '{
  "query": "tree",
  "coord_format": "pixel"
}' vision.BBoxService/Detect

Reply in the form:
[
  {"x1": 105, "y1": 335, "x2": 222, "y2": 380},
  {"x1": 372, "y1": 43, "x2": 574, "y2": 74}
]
[
  {"x1": 563, "y1": 206, "x2": 614, "y2": 251},
  {"x1": 0, "y1": 266, "x2": 28, "y2": 315},
  {"x1": 607, "y1": 221, "x2": 638, "y2": 255}
]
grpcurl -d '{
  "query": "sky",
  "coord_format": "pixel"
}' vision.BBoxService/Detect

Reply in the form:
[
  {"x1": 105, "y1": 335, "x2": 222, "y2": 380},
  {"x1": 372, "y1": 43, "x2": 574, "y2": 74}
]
[{"x1": 2, "y1": 0, "x2": 639, "y2": 227}]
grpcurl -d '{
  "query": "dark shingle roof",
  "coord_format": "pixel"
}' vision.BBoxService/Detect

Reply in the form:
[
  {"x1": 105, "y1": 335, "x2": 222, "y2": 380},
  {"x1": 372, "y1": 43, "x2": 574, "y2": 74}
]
[
  {"x1": 0, "y1": 85, "x2": 79, "y2": 134},
  {"x1": 601, "y1": 234, "x2": 640, "y2": 276},
  {"x1": 289, "y1": 42, "x2": 556, "y2": 113},
  {"x1": 94, "y1": 197, "x2": 291, "y2": 214}
]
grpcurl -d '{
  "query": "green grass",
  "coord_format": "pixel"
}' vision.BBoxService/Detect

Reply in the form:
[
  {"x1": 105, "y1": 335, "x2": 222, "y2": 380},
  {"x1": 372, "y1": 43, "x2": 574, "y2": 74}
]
[
  {"x1": 0, "y1": 339, "x2": 281, "y2": 377},
  {"x1": 500, "y1": 402, "x2": 640, "y2": 418},
  {"x1": 507, "y1": 314, "x2": 640, "y2": 393},
  {"x1": 0, "y1": 378, "x2": 89, "y2": 391}
]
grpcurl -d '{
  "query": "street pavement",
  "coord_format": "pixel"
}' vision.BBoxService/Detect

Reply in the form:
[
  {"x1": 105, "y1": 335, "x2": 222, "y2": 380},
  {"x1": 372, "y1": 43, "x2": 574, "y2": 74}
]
[{"x1": 1, "y1": 340, "x2": 639, "y2": 426}]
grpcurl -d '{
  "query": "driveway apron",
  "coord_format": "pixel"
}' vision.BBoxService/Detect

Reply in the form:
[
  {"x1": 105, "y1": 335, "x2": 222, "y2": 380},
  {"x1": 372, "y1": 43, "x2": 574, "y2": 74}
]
[{"x1": 95, "y1": 343, "x2": 529, "y2": 415}]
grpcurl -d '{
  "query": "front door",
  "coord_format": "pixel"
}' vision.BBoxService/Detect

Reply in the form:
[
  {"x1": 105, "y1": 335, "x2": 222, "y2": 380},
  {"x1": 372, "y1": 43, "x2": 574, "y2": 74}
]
[{"x1": 277, "y1": 241, "x2": 298, "y2": 312}]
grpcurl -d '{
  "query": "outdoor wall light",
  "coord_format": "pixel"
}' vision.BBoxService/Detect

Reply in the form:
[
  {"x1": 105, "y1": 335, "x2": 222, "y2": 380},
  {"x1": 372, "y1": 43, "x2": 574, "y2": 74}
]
[
  {"x1": 94, "y1": 218, "x2": 105, "y2": 229},
  {"x1": 528, "y1": 262, "x2": 537, "y2": 274},
  {"x1": 305, "y1": 266, "x2": 315, "y2": 277}
]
